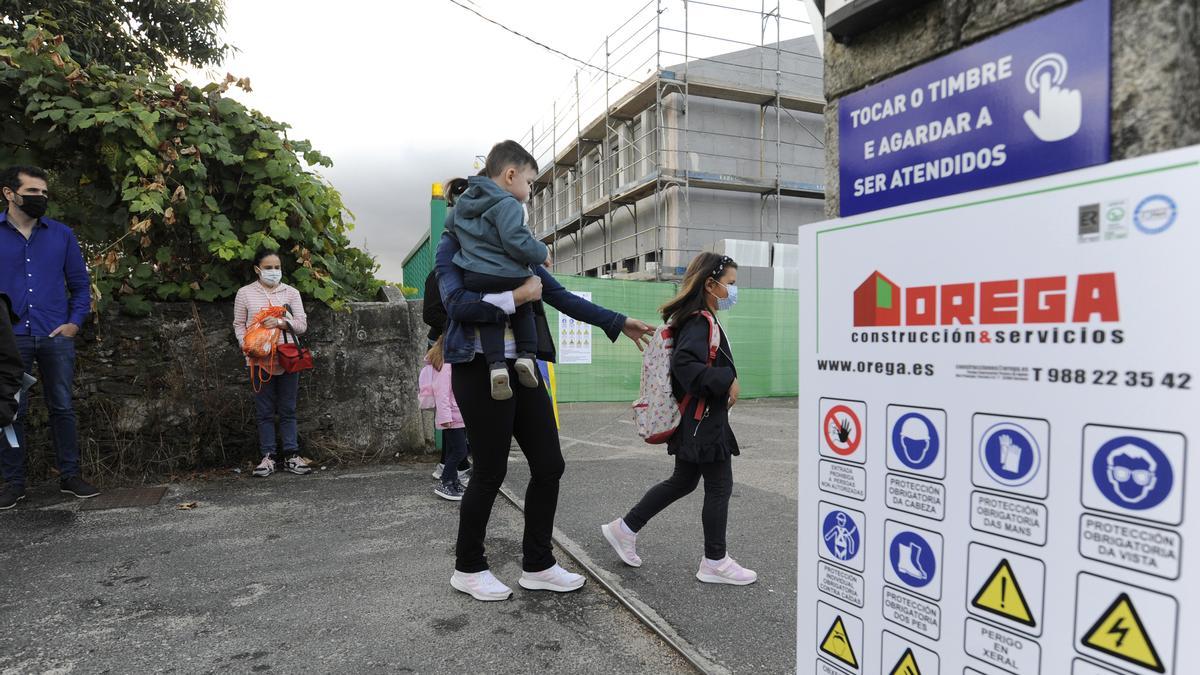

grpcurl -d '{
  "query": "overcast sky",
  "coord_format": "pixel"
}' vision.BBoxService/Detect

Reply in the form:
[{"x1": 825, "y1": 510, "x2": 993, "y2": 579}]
[{"x1": 188, "y1": 0, "x2": 813, "y2": 282}]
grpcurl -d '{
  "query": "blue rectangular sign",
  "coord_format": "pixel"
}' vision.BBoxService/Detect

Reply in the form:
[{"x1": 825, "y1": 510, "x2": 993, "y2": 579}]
[{"x1": 838, "y1": 0, "x2": 1110, "y2": 216}]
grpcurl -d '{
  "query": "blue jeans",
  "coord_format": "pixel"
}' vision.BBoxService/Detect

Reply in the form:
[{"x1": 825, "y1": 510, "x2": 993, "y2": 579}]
[
  {"x1": 0, "y1": 336, "x2": 81, "y2": 488},
  {"x1": 253, "y1": 371, "x2": 299, "y2": 457}
]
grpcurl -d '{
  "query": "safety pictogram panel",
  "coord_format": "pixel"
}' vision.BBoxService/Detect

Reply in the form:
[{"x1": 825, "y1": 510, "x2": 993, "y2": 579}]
[
  {"x1": 972, "y1": 414, "x2": 1051, "y2": 499},
  {"x1": 887, "y1": 405, "x2": 947, "y2": 479},
  {"x1": 820, "y1": 501, "x2": 867, "y2": 572},
  {"x1": 1081, "y1": 425, "x2": 1186, "y2": 527},
  {"x1": 884, "y1": 519, "x2": 943, "y2": 600},
  {"x1": 882, "y1": 630, "x2": 939, "y2": 675},
  {"x1": 1074, "y1": 572, "x2": 1177, "y2": 674},
  {"x1": 800, "y1": 131, "x2": 1200, "y2": 675},
  {"x1": 817, "y1": 600, "x2": 863, "y2": 672},
  {"x1": 1077, "y1": 513, "x2": 1182, "y2": 580},
  {"x1": 963, "y1": 617, "x2": 1041, "y2": 675},
  {"x1": 966, "y1": 542, "x2": 1046, "y2": 636},
  {"x1": 821, "y1": 398, "x2": 868, "y2": 464}
]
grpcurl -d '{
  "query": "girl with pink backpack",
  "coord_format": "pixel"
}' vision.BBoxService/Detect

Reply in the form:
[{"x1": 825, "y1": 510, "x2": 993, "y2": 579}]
[{"x1": 603, "y1": 253, "x2": 757, "y2": 585}]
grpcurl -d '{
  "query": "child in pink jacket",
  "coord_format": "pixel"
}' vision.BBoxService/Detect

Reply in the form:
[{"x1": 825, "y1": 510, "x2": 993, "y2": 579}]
[{"x1": 423, "y1": 338, "x2": 468, "y2": 501}]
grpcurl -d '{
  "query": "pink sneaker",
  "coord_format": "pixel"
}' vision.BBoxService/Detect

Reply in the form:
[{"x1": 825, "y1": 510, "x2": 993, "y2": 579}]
[
  {"x1": 518, "y1": 564, "x2": 586, "y2": 592},
  {"x1": 601, "y1": 518, "x2": 642, "y2": 567},
  {"x1": 450, "y1": 570, "x2": 513, "y2": 601},
  {"x1": 696, "y1": 555, "x2": 757, "y2": 586}
]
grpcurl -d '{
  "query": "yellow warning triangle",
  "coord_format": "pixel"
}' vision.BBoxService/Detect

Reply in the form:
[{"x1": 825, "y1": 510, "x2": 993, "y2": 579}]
[
  {"x1": 819, "y1": 616, "x2": 858, "y2": 669},
  {"x1": 970, "y1": 559, "x2": 1035, "y2": 627},
  {"x1": 889, "y1": 648, "x2": 921, "y2": 675},
  {"x1": 1081, "y1": 593, "x2": 1165, "y2": 673}
]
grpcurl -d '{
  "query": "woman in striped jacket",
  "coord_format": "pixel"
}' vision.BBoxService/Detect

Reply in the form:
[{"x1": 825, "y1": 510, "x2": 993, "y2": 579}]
[{"x1": 232, "y1": 249, "x2": 312, "y2": 478}]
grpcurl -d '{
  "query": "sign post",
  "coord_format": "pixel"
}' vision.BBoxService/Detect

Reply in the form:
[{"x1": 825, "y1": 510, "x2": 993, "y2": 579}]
[{"x1": 799, "y1": 145, "x2": 1199, "y2": 674}]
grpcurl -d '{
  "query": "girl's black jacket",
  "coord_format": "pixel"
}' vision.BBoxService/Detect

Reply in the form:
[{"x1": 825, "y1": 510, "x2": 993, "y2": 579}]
[{"x1": 667, "y1": 313, "x2": 739, "y2": 463}]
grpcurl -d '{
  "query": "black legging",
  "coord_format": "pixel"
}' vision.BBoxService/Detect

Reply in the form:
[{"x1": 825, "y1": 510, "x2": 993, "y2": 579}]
[
  {"x1": 452, "y1": 354, "x2": 564, "y2": 573},
  {"x1": 624, "y1": 456, "x2": 733, "y2": 560}
]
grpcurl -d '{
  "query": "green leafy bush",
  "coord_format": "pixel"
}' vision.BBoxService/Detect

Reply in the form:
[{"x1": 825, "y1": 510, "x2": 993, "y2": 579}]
[
  {"x1": 0, "y1": 1, "x2": 231, "y2": 75},
  {"x1": 0, "y1": 24, "x2": 381, "y2": 314}
]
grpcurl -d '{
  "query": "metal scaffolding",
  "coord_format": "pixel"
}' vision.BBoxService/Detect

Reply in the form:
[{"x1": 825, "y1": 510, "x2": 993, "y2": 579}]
[{"x1": 520, "y1": 0, "x2": 825, "y2": 279}]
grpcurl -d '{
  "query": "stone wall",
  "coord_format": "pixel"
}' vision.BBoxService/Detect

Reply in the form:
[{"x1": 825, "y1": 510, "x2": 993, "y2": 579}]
[
  {"x1": 822, "y1": 0, "x2": 1200, "y2": 215},
  {"x1": 18, "y1": 296, "x2": 430, "y2": 483}
]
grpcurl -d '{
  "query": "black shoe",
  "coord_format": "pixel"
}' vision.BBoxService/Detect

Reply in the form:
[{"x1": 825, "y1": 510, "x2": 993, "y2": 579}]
[
  {"x1": 0, "y1": 484, "x2": 26, "y2": 510},
  {"x1": 434, "y1": 481, "x2": 466, "y2": 501},
  {"x1": 60, "y1": 475, "x2": 100, "y2": 499}
]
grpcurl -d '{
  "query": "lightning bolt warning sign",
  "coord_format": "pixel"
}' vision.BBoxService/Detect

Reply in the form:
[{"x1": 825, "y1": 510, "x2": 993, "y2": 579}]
[{"x1": 1081, "y1": 593, "x2": 1164, "y2": 673}]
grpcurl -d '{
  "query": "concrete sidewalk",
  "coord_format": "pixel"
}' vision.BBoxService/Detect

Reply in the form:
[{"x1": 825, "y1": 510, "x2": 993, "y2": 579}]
[
  {"x1": 504, "y1": 398, "x2": 799, "y2": 674},
  {"x1": 0, "y1": 466, "x2": 690, "y2": 674}
]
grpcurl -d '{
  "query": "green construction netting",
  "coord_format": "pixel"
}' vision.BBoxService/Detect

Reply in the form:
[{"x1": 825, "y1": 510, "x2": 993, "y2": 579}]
[
  {"x1": 547, "y1": 276, "x2": 798, "y2": 402},
  {"x1": 401, "y1": 234, "x2": 433, "y2": 298}
]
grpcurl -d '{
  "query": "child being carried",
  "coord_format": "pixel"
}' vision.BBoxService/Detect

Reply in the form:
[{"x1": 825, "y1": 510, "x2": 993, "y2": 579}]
[{"x1": 449, "y1": 140, "x2": 549, "y2": 400}]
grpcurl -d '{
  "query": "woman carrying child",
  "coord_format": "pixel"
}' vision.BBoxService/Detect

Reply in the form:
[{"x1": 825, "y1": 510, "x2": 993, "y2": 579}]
[{"x1": 435, "y1": 140, "x2": 655, "y2": 601}]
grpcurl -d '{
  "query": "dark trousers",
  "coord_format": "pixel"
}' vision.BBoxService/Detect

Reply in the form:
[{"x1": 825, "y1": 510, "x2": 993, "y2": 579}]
[
  {"x1": 452, "y1": 354, "x2": 563, "y2": 573},
  {"x1": 253, "y1": 371, "x2": 299, "y2": 457},
  {"x1": 462, "y1": 271, "x2": 537, "y2": 365},
  {"x1": 428, "y1": 337, "x2": 471, "y2": 474},
  {"x1": 440, "y1": 442, "x2": 471, "y2": 472},
  {"x1": 0, "y1": 336, "x2": 80, "y2": 488},
  {"x1": 624, "y1": 456, "x2": 733, "y2": 560},
  {"x1": 441, "y1": 427, "x2": 469, "y2": 486}
]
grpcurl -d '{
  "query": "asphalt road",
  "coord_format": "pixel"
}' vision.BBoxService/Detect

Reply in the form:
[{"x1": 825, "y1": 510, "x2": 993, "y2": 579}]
[
  {"x1": 503, "y1": 398, "x2": 799, "y2": 674},
  {"x1": 0, "y1": 465, "x2": 691, "y2": 675}
]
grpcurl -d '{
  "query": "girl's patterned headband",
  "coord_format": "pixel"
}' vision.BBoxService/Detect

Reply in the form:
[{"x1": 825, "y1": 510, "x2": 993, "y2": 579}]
[{"x1": 710, "y1": 255, "x2": 733, "y2": 279}]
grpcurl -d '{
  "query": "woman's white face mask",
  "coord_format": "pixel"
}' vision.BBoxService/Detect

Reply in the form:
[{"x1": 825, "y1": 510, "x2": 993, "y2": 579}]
[{"x1": 258, "y1": 268, "x2": 283, "y2": 286}]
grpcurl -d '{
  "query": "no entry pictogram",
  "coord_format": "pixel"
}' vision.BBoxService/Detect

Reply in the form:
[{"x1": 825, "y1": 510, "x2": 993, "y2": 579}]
[{"x1": 824, "y1": 405, "x2": 862, "y2": 456}]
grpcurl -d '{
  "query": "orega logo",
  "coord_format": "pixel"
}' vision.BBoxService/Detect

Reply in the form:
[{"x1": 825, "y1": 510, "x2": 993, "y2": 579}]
[{"x1": 854, "y1": 270, "x2": 1120, "y2": 327}]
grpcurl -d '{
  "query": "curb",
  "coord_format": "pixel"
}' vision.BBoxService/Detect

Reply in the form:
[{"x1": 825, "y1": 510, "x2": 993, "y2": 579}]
[{"x1": 499, "y1": 485, "x2": 731, "y2": 675}]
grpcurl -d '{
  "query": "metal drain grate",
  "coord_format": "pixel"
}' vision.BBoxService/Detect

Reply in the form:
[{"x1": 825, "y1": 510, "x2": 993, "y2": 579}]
[{"x1": 77, "y1": 486, "x2": 168, "y2": 511}]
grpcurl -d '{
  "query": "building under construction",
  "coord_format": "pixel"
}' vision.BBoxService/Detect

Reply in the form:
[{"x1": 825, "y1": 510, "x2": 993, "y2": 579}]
[{"x1": 520, "y1": 0, "x2": 826, "y2": 284}]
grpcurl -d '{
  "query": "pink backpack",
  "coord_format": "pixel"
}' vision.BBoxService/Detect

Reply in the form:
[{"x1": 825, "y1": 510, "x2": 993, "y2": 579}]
[{"x1": 632, "y1": 311, "x2": 720, "y2": 444}]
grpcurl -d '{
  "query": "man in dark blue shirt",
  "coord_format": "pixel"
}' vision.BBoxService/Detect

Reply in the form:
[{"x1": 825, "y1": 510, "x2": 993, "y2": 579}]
[{"x1": 0, "y1": 165, "x2": 99, "y2": 509}]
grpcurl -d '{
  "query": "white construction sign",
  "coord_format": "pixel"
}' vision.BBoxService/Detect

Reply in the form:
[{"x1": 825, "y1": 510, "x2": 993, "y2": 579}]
[{"x1": 799, "y1": 146, "x2": 1198, "y2": 675}]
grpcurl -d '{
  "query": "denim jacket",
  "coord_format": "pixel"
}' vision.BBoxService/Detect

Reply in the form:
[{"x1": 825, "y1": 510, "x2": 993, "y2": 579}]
[{"x1": 434, "y1": 232, "x2": 626, "y2": 365}]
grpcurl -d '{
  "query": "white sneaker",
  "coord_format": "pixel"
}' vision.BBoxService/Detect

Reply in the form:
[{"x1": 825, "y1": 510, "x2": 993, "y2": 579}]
[
  {"x1": 252, "y1": 456, "x2": 275, "y2": 477},
  {"x1": 490, "y1": 366, "x2": 513, "y2": 400},
  {"x1": 432, "y1": 463, "x2": 444, "y2": 480},
  {"x1": 284, "y1": 455, "x2": 312, "y2": 475},
  {"x1": 696, "y1": 555, "x2": 758, "y2": 586},
  {"x1": 514, "y1": 357, "x2": 539, "y2": 388},
  {"x1": 601, "y1": 518, "x2": 642, "y2": 567},
  {"x1": 450, "y1": 570, "x2": 513, "y2": 601},
  {"x1": 518, "y1": 564, "x2": 586, "y2": 592}
]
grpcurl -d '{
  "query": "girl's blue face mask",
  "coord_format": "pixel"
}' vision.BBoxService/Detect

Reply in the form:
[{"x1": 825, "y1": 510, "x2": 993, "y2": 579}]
[{"x1": 711, "y1": 280, "x2": 738, "y2": 311}]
